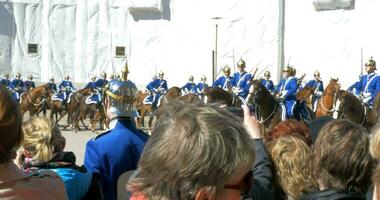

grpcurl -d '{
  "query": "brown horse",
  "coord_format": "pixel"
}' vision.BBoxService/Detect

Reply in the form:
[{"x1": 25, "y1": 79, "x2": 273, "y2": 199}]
[
  {"x1": 373, "y1": 92, "x2": 380, "y2": 124},
  {"x1": 315, "y1": 79, "x2": 340, "y2": 118},
  {"x1": 296, "y1": 85, "x2": 314, "y2": 108},
  {"x1": 204, "y1": 87, "x2": 244, "y2": 107},
  {"x1": 20, "y1": 84, "x2": 52, "y2": 118},
  {"x1": 246, "y1": 80, "x2": 283, "y2": 132},
  {"x1": 337, "y1": 90, "x2": 375, "y2": 130},
  {"x1": 135, "y1": 91, "x2": 152, "y2": 128},
  {"x1": 50, "y1": 88, "x2": 92, "y2": 126}
]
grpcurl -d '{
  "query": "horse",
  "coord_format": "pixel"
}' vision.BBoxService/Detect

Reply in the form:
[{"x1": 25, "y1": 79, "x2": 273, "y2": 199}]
[
  {"x1": 373, "y1": 92, "x2": 380, "y2": 124},
  {"x1": 135, "y1": 91, "x2": 152, "y2": 128},
  {"x1": 50, "y1": 88, "x2": 92, "y2": 126},
  {"x1": 296, "y1": 85, "x2": 314, "y2": 108},
  {"x1": 20, "y1": 84, "x2": 52, "y2": 119},
  {"x1": 336, "y1": 90, "x2": 375, "y2": 130},
  {"x1": 246, "y1": 80, "x2": 283, "y2": 132},
  {"x1": 203, "y1": 87, "x2": 244, "y2": 108},
  {"x1": 315, "y1": 79, "x2": 340, "y2": 118}
]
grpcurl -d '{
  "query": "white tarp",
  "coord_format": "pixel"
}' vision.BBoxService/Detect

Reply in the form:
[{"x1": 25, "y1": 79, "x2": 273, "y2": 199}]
[{"x1": 0, "y1": 0, "x2": 379, "y2": 89}]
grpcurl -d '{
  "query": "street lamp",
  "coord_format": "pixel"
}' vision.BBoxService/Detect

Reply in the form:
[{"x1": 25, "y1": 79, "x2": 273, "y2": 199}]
[{"x1": 211, "y1": 16, "x2": 222, "y2": 82}]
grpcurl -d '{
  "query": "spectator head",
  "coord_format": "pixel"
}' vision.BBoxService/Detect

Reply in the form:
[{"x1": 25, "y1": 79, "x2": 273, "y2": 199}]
[
  {"x1": 128, "y1": 102, "x2": 256, "y2": 199},
  {"x1": 0, "y1": 85, "x2": 22, "y2": 163},
  {"x1": 265, "y1": 119, "x2": 311, "y2": 146},
  {"x1": 311, "y1": 119, "x2": 373, "y2": 193},
  {"x1": 309, "y1": 116, "x2": 334, "y2": 145},
  {"x1": 268, "y1": 136, "x2": 312, "y2": 200},
  {"x1": 370, "y1": 124, "x2": 380, "y2": 160},
  {"x1": 22, "y1": 117, "x2": 66, "y2": 162},
  {"x1": 373, "y1": 165, "x2": 380, "y2": 200}
]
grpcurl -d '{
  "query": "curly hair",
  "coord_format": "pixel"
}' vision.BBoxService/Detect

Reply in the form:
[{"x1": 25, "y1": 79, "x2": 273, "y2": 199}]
[
  {"x1": 370, "y1": 123, "x2": 380, "y2": 160},
  {"x1": 268, "y1": 136, "x2": 313, "y2": 199},
  {"x1": 311, "y1": 119, "x2": 374, "y2": 193},
  {"x1": 265, "y1": 119, "x2": 311, "y2": 146}
]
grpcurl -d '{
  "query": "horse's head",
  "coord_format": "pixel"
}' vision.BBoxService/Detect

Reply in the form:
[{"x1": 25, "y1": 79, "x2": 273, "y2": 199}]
[
  {"x1": 246, "y1": 80, "x2": 269, "y2": 104},
  {"x1": 204, "y1": 87, "x2": 233, "y2": 107},
  {"x1": 327, "y1": 78, "x2": 341, "y2": 93},
  {"x1": 166, "y1": 87, "x2": 182, "y2": 100},
  {"x1": 296, "y1": 85, "x2": 314, "y2": 101}
]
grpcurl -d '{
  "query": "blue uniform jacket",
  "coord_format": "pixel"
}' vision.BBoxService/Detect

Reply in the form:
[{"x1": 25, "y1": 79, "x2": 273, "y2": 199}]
[
  {"x1": 348, "y1": 81, "x2": 361, "y2": 96},
  {"x1": 276, "y1": 77, "x2": 297, "y2": 101},
  {"x1": 196, "y1": 82, "x2": 208, "y2": 94},
  {"x1": 181, "y1": 82, "x2": 196, "y2": 93},
  {"x1": 85, "y1": 81, "x2": 97, "y2": 89},
  {"x1": 146, "y1": 79, "x2": 168, "y2": 93},
  {"x1": 0, "y1": 79, "x2": 10, "y2": 87},
  {"x1": 59, "y1": 80, "x2": 76, "y2": 91},
  {"x1": 84, "y1": 119, "x2": 149, "y2": 200},
  {"x1": 233, "y1": 72, "x2": 252, "y2": 98},
  {"x1": 212, "y1": 75, "x2": 235, "y2": 91},
  {"x1": 48, "y1": 82, "x2": 57, "y2": 92},
  {"x1": 95, "y1": 79, "x2": 108, "y2": 89},
  {"x1": 24, "y1": 80, "x2": 35, "y2": 89},
  {"x1": 305, "y1": 79, "x2": 324, "y2": 95},
  {"x1": 10, "y1": 79, "x2": 24, "y2": 91},
  {"x1": 359, "y1": 73, "x2": 380, "y2": 105},
  {"x1": 261, "y1": 79, "x2": 275, "y2": 93}
]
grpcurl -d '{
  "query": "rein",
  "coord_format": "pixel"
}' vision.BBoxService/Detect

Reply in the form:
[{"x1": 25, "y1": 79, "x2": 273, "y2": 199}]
[
  {"x1": 27, "y1": 92, "x2": 45, "y2": 107},
  {"x1": 258, "y1": 101, "x2": 278, "y2": 124}
]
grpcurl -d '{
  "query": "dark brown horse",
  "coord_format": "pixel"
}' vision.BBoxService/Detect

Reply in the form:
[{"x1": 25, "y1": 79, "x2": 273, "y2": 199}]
[
  {"x1": 20, "y1": 84, "x2": 52, "y2": 118},
  {"x1": 315, "y1": 79, "x2": 340, "y2": 118},
  {"x1": 246, "y1": 80, "x2": 283, "y2": 131},
  {"x1": 204, "y1": 87, "x2": 244, "y2": 107},
  {"x1": 135, "y1": 91, "x2": 152, "y2": 128},
  {"x1": 337, "y1": 90, "x2": 375, "y2": 130}
]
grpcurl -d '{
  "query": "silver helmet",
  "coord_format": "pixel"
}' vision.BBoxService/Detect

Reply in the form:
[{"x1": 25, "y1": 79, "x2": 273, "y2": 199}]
[{"x1": 105, "y1": 79, "x2": 138, "y2": 117}]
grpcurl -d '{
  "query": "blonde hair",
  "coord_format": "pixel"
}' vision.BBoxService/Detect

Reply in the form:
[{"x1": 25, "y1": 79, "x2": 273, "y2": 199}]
[
  {"x1": 268, "y1": 136, "x2": 312, "y2": 199},
  {"x1": 0, "y1": 85, "x2": 22, "y2": 163},
  {"x1": 22, "y1": 117, "x2": 65, "y2": 162}
]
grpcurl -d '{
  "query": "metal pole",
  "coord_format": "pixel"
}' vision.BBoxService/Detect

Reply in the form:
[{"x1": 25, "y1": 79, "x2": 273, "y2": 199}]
[
  {"x1": 215, "y1": 23, "x2": 218, "y2": 81},
  {"x1": 277, "y1": 0, "x2": 285, "y2": 83}
]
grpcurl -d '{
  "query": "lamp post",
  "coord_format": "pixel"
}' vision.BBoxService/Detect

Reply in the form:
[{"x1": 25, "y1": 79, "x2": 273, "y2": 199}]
[{"x1": 211, "y1": 17, "x2": 222, "y2": 82}]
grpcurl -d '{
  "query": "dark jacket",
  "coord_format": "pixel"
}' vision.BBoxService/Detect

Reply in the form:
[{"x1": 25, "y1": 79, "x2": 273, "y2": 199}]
[
  {"x1": 244, "y1": 139, "x2": 273, "y2": 200},
  {"x1": 299, "y1": 189, "x2": 366, "y2": 200}
]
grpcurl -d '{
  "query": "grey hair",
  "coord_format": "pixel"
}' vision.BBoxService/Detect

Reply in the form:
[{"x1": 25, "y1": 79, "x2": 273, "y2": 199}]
[{"x1": 128, "y1": 101, "x2": 256, "y2": 199}]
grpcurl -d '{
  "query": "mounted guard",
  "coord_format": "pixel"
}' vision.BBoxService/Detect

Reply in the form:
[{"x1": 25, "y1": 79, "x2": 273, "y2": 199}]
[
  {"x1": 144, "y1": 71, "x2": 168, "y2": 108},
  {"x1": 9, "y1": 73, "x2": 24, "y2": 103},
  {"x1": 305, "y1": 70, "x2": 324, "y2": 111},
  {"x1": 212, "y1": 65, "x2": 235, "y2": 92},
  {"x1": 181, "y1": 75, "x2": 196, "y2": 95},
  {"x1": 261, "y1": 70, "x2": 275, "y2": 94},
  {"x1": 195, "y1": 75, "x2": 209, "y2": 96},
  {"x1": 95, "y1": 72, "x2": 108, "y2": 92},
  {"x1": 276, "y1": 66, "x2": 298, "y2": 118},
  {"x1": 24, "y1": 73, "x2": 36, "y2": 91},
  {"x1": 232, "y1": 58, "x2": 252, "y2": 99},
  {"x1": 52, "y1": 75, "x2": 76, "y2": 105},
  {"x1": 48, "y1": 77, "x2": 57, "y2": 93},
  {"x1": 0, "y1": 73, "x2": 10, "y2": 87},
  {"x1": 85, "y1": 76, "x2": 102, "y2": 105},
  {"x1": 358, "y1": 57, "x2": 380, "y2": 107}
]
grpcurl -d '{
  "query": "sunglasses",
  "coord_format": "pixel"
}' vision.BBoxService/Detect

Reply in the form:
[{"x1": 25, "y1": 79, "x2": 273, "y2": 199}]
[{"x1": 224, "y1": 170, "x2": 253, "y2": 194}]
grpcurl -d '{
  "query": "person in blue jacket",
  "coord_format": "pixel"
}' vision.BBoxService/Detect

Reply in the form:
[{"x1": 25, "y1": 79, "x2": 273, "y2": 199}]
[
  {"x1": 95, "y1": 72, "x2": 108, "y2": 91},
  {"x1": 232, "y1": 58, "x2": 252, "y2": 99},
  {"x1": 195, "y1": 75, "x2": 209, "y2": 96},
  {"x1": 181, "y1": 75, "x2": 196, "y2": 95},
  {"x1": 47, "y1": 77, "x2": 57, "y2": 93},
  {"x1": 358, "y1": 57, "x2": 380, "y2": 106},
  {"x1": 276, "y1": 66, "x2": 298, "y2": 118},
  {"x1": 212, "y1": 65, "x2": 235, "y2": 91},
  {"x1": 56, "y1": 75, "x2": 76, "y2": 104},
  {"x1": 84, "y1": 66, "x2": 149, "y2": 200},
  {"x1": 305, "y1": 71, "x2": 324, "y2": 111},
  {"x1": 261, "y1": 70, "x2": 275, "y2": 94},
  {"x1": 24, "y1": 73, "x2": 36, "y2": 91},
  {"x1": 9, "y1": 72, "x2": 24, "y2": 102},
  {"x1": 348, "y1": 78, "x2": 362, "y2": 97},
  {"x1": 0, "y1": 73, "x2": 10, "y2": 87},
  {"x1": 85, "y1": 76, "x2": 101, "y2": 105},
  {"x1": 144, "y1": 71, "x2": 168, "y2": 107}
]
